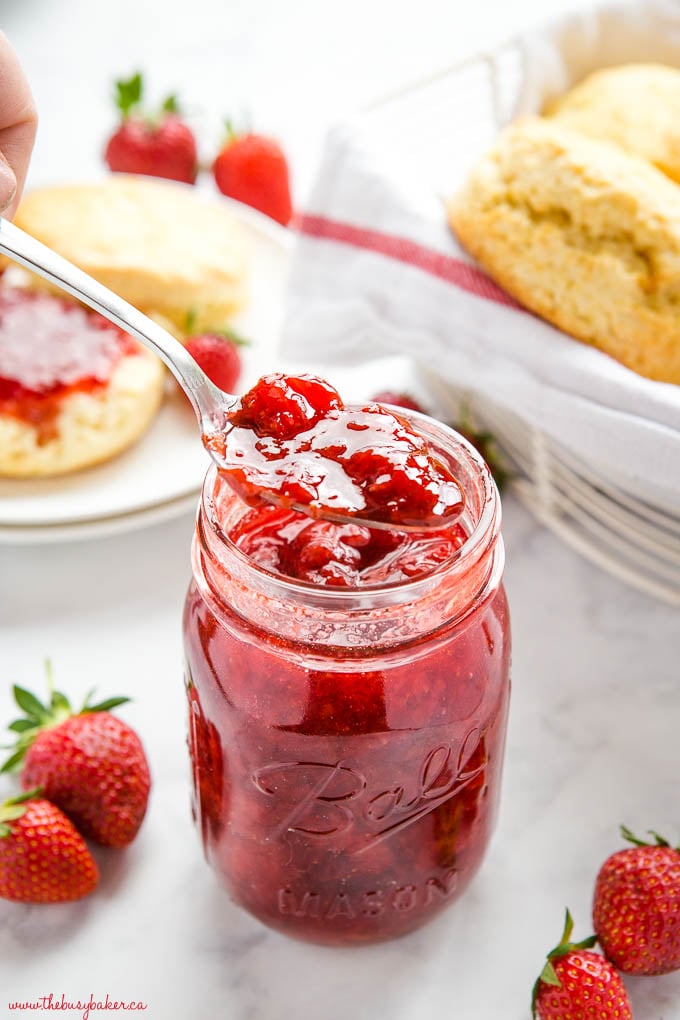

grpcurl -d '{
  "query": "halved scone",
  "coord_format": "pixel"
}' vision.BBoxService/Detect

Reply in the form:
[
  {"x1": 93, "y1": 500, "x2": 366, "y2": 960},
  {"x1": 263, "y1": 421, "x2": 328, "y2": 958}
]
[{"x1": 0, "y1": 285, "x2": 164, "y2": 477}]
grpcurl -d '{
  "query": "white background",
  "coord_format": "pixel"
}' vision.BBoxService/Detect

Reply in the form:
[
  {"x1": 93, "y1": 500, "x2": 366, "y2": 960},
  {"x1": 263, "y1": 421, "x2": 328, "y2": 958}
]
[{"x1": 1, "y1": 2, "x2": 679, "y2": 1019}]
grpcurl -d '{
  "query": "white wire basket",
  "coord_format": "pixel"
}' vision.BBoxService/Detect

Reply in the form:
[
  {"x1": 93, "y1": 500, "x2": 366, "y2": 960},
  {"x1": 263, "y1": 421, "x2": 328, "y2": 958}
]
[{"x1": 360, "y1": 40, "x2": 680, "y2": 607}]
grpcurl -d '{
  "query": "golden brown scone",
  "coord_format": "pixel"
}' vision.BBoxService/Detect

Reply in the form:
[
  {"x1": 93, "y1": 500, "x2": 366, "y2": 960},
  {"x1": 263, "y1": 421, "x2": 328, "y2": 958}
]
[
  {"x1": 13, "y1": 175, "x2": 249, "y2": 332},
  {"x1": 546, "y1": 63, "x2": 680, "y2": 184},
  {"x1": 447, "y1": 117, "x2": 680, "y2": 385},
  {"x1": 0, "y1": 346, "x2": 164, "y2": 477}
]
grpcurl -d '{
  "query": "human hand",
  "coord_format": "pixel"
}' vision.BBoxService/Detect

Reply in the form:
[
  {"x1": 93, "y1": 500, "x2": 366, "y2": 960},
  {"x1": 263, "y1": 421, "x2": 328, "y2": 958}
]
[{"x1": 0, "y1": 32, "x2": 37, "y2": 218}]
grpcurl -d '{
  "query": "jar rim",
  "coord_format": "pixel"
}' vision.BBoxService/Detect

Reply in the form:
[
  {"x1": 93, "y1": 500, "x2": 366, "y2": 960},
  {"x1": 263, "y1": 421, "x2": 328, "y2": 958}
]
[{"x1": 199, "y1": 409, "x2": 501, "y2": 608}]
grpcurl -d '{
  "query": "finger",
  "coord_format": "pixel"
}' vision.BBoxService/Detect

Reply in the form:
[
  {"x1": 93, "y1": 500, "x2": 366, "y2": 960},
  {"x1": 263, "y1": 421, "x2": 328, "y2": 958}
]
[{"x1": 0, "y1": 31, "x2": 37, "y2": 218}]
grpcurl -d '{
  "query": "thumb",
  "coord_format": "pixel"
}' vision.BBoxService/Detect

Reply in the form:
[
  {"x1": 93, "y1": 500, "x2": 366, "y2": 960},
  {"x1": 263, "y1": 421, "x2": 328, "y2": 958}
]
[{"x1": 0, "y1": 152, "x2": 17, "y2": 215}]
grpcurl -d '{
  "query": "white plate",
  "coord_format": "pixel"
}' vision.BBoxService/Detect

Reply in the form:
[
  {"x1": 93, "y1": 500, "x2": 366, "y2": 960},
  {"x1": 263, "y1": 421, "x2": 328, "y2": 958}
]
[
  {"x1": 0, "y1": 492, "x2": 201, "y2": 544},
  {"x1": 0, "y1": 187, "x2": 292, "y2": 541}
]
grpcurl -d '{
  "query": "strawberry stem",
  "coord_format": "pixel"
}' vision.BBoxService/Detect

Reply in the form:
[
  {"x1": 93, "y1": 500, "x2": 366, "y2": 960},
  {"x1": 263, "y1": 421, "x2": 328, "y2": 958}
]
[
  {"x1": 114, "y1": 72, "x2": 143, "y2": 120},
  {"x1": 224, "y1": 118, "x2": 238, "y2": 143},
  {"x1": 12, "y1": 684, "x2": 49, "y2": 722},
  {"x1": 82, "y1": 694, "x2": 131, "y2": 714},
  {"x1": 182, "y1": 309, "x2": 250, "y2": 348},
  {"x1": 0, "y1": 787, "x2": 43, "y2": 836},
  {"x1": 161, "y1": 93, "x2": 180, "y2": 115},
  {"x1": 213, "y1": 327, "x2": 250, "y2": 348},
  {"x1": 531, "y1": 910, "x2": 597, "y2": 1018},
  {"x1": 1, "y1": 667, "x2": 131, "y2": 772},
  {"x1": 620, "y1": 825, "x2": 674, "y2": 849}
]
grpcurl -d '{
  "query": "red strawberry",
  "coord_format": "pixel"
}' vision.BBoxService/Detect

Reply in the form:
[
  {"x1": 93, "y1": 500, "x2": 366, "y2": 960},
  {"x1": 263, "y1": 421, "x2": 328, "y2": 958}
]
[
  {"x1": 104, "y1": 72, "x2": 197, "y2": 184},
  {"x1": 0, "y1": 789, "x2": 99, "y2": 903},
  {"x1": 213, "y1": 124, "x2": 292, "y2": 226},
  {"x1": 184, "y1": 329, "x2": 247, "y2": 394},
  {"x1": 452, "y1": 403, "x2": 512, "y2": 493},
  {"x1": 370, "y1": 391, "x2": 426, "y2": 414},
  {"x1": 2, "y1": 669, "x2": 151, "y2": 848},
  {"x1": 593, "y1": 826, "x2": 680, "y2": 975},
  {"x1": 533, "y1": 910, "x2": 632, "y2": 1020}
]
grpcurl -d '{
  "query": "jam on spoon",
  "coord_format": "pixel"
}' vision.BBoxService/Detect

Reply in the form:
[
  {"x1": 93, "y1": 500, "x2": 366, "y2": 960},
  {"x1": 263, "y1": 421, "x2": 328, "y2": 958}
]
[{"x1": 207, "y1": 373, "x2": 465, "y2": 530}]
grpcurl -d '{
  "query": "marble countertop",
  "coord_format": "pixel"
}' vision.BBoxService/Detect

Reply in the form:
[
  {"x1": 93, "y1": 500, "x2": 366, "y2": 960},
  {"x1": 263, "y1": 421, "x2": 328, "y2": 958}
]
[{"x1": 1, "y1": 1, "x2": 679, "y2": 1018}]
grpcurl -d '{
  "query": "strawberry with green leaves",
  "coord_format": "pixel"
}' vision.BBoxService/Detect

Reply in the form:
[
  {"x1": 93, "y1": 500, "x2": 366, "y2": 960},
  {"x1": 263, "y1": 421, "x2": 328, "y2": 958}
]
[
  {"x1": 213, "y1": 122, "x2": 293, "y2": 226},
  {"x1": 0, "y1": 789, "x2": 99, "y2": 903},
  {"x1": 594, "y1": 826, "x2": 680, "y2": 975},
  {"x1": 184, "y1": 322, "x2": 248, "y2": 395},
  {"x1": 2, "y1": 667, "x2": 151, "y2": 849},
  {"x1": 454, "y1": 403, "x2": 512, "y2": 493},
  {"x1": 104, "y1": 71, "x2": 197, "y2": 184},
  {"x1": 532, "y1": 910, "x2": 632, "y2": 1020}
]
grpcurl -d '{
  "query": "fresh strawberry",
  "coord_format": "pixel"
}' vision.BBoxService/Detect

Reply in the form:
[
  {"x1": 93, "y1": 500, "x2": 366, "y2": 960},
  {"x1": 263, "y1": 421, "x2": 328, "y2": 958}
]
[
  {"x1": 104, "y1": 72, "x2": 197, "y2": 184},
  {"x1": 453, "y1": 403, "x2": 512, "y2": 493},
  {"x1": 2, "y1": 668, "x2": 151, "y2": 848},
  {"x1": 213, "y1": 123, "x2": 292, "y2": 225},
  {"x1": 184, "y1": 328, "x2": 247, "y2": 394},
  {"x1": 0, "y1": 789, "x2": 99, "y2": 903},
  {"x1": 533, "y1": 910, "x2": 632, "y2": 1020},
  {"x1": 370, "y1": 391, "x2": 426, "y2": 414},
  {"x1": 593, "y1": 826, "x2": 680, "y2": 975}
]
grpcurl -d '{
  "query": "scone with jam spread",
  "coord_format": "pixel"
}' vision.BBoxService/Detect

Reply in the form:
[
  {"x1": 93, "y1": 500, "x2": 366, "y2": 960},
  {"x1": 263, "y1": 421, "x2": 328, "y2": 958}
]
[{"x1": 0, "y1": 285, "x2": 164, "y2": 477}]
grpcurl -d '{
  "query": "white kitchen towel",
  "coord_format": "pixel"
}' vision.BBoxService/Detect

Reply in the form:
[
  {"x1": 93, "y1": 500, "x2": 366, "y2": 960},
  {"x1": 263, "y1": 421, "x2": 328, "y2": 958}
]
[{"x1": 280, "y1": 0, "x2": 680, "y2": 513}]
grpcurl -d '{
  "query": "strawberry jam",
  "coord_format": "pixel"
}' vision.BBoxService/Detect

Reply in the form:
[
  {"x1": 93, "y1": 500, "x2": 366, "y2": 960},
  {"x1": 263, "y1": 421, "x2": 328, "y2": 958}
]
[
  {"x1": 209, "y1": 373, "x2": 465, "y2": 528},
  {"x1": 184, "y1": 390, "x2": 511, "y2": 945},
  {"x1": 0, "y1": 285, "x2": 138, "y2": 442}
]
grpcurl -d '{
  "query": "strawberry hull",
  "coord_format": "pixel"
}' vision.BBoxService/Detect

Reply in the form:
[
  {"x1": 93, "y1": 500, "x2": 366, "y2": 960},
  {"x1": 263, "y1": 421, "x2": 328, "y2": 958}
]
[{"x1": 183, "y1": 407, "x2": 511, "y2": 946}]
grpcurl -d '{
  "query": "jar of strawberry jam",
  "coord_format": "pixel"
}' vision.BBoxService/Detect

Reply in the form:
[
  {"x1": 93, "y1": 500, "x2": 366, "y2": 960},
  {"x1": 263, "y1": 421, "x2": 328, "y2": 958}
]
[{"x1": 183, "y1": 407, "x2": 510, "y2": 945}]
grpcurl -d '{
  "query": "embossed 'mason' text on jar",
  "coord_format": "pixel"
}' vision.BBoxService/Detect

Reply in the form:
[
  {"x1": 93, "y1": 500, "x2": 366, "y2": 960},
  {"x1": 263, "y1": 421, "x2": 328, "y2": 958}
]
[{"x1": 183, "y1": 414, "x2": 511, "y2": 945}]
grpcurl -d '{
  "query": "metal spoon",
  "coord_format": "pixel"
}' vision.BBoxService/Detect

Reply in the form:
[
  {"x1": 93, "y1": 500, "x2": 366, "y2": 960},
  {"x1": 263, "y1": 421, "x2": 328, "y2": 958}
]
[{"x1": 0, "y1": 217, "x2": 461, "y2": 532}]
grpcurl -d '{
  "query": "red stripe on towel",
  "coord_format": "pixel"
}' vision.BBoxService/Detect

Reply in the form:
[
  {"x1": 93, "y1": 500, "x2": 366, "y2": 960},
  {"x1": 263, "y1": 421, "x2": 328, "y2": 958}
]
[{"x1": 296, "y1": 214, "x2": 520, "y2": 309}]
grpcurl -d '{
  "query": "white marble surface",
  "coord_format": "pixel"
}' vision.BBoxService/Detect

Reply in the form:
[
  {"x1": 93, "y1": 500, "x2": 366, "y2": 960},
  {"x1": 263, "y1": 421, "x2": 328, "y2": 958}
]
[{"x1": 1, "y1": 1, "x2": 679, "y2": 1018}]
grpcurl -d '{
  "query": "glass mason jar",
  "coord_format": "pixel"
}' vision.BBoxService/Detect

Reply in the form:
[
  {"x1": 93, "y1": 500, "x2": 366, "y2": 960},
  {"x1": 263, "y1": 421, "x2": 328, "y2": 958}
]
[{"x1": 183, "y1": 414, "x2": 511, "y2": 946}]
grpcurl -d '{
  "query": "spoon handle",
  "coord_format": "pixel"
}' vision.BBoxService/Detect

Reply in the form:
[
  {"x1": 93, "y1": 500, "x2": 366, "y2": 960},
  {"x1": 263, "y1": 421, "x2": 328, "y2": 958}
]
[{"x1": 0, "y1": 216, "x2": 230, "y2": 429}]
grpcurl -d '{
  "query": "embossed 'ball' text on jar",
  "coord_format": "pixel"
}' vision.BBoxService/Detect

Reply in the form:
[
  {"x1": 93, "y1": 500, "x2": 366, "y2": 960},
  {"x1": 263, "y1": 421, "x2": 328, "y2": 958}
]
[{"x1": 183, "y1": 413, "x2": 511, "y2": 945}]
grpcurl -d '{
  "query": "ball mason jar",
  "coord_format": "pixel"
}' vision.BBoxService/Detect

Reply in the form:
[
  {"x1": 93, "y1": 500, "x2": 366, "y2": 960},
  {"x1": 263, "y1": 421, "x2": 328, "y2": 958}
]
[{"x1": 183, "y1": 414, "x2": 511, "y2": 945}]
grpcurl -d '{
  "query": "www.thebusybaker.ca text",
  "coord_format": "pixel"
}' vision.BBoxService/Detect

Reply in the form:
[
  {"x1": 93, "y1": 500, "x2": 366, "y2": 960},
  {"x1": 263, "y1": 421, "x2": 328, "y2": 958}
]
[{"x1": 8, "y1": 993, "x2": 147, "y2": 1020}]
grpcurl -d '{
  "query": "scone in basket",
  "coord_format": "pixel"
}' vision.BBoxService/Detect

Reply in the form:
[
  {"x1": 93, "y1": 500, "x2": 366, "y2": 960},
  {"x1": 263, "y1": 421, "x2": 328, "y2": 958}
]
[{"x1": 284, "y1": 0, "x2": 680, "y2": 606}]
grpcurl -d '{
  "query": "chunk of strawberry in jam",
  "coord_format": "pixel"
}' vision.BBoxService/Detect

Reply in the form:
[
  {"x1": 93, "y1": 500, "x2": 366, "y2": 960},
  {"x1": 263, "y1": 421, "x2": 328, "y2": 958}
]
[
  {"x1": 332, "y1": 404, "x2": 462, "y2": 527},
  {"x1": 229, "y1": 505, "x2": 465, "y2": 587},
  {"x1": 286, "y1": 669, "x2": 389, "y2": 735},
  {"x1": 279, "y1": 520, "x2": 366, "y2": 587},
  {"x1": 229, "y1": 373, "x2": 343, "y2": 440}
]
